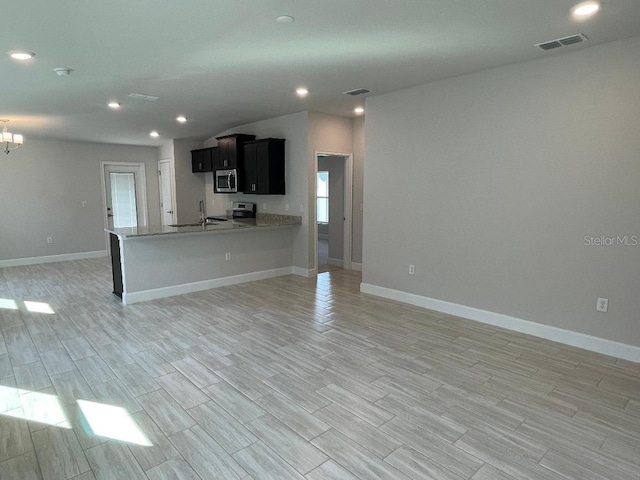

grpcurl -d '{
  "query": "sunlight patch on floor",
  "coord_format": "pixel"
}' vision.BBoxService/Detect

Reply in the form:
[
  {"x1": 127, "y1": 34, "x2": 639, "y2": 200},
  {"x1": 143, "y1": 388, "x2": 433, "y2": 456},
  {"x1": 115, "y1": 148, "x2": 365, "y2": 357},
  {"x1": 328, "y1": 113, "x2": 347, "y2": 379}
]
[
  {"x1": 0, "y1": 384, "x2": 152, "y2": 446},
  {"x1": 0, "y1": 385, "x2": 71, "y2": 428},
  {"x1": 78, "y1": 400, "x2": 152, "y2": 446},
  {"x1": 0, "y1": 298, "x2": 55, "y2": 314},
  {"x1": 0, "y1": 298, "x2": 18, "y2": 310},
  {"x1": 24, "y1": 301, "x2": 55, "y2": 314}
]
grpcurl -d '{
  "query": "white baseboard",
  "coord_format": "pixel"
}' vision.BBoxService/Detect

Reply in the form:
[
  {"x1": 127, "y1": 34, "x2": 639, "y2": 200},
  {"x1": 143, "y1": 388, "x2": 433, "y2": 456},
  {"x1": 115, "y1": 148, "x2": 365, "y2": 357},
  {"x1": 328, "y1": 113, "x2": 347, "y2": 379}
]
[
  {"x1": 328, "y1": 257, "x2": 343, "y2": 267},
  {"x1": 0, "y1": 250, "x2": 107, "y2": 268},
  {"x1": 351, "y1": 262, "x2": 362, "y2": 271},
  {"x1": 360, "y1": 283, "x2": 640, "y2": 363},
  {"x1": 292, "y1": 266, "x2": 316, "y2": 278},
  {"x1": 123, "y1": 267, "x2": 294, "y2": 304}
]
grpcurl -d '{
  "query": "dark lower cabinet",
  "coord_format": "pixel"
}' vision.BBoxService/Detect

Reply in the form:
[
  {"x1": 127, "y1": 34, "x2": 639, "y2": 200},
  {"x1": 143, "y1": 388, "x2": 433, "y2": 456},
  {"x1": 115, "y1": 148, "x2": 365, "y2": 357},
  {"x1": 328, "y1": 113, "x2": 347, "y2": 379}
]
[
  {"x1": 191, "y1": 147, "x2": 215, "y2": 173},
  {"x1": 109, "y1": 233, "x2": 123, "y2": 298},
  {"x1": 242, "y1": 138, "x2": 285, "y2": 194}
]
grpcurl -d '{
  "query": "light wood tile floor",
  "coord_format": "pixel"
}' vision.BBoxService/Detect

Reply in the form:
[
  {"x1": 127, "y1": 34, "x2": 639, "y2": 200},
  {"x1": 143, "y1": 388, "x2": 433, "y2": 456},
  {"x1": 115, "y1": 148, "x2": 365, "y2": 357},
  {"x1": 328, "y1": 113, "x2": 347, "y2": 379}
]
[{"x1": 0, "y1": 258, "x2": 639, "y2": 479}]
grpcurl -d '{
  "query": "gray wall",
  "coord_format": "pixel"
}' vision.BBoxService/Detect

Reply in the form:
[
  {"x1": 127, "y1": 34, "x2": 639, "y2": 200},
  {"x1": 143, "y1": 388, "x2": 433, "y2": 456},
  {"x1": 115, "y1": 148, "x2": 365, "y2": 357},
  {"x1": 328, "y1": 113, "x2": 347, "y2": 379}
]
[
  {"x1": 352, "y1": 116, "x2": 365, "y2": 264},
  {"x1": 204, "y1": 111, "x2": 311, "y2": 269},
  {"x1": 318, "y1": 156, "x2": 345, "y2": 262},
  {"x1": 308, "y1": 112, "x2": 354, "y2": 269},
  {"x1": 192, "y1": 110, "x2": 363, "y2": 272},
  {"x1": 0, "y1": 138, "x2": 159, "y2": 262},
  {"x1": 173, "y1": 138, "x2": 207, "y2": 224},
  {"x1": 363, "y1": 37, "x2": 640, "y2": 347}
]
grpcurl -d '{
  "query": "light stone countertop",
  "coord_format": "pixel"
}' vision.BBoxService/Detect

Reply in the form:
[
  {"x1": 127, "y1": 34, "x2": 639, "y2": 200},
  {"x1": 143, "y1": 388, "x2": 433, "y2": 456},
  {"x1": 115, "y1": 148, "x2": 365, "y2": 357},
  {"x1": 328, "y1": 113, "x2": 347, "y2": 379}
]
[{"x1": 106, "y1": 213, "x2": 302, "y2": 239}]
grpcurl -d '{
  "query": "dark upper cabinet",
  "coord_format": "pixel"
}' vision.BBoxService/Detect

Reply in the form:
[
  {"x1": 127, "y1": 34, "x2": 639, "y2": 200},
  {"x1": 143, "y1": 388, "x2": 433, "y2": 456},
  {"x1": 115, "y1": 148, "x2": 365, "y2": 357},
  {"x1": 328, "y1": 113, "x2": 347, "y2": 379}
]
[
  {"x1": 191, "y1": 147, "x2": 215, "y2": 173},
  {"x1": 242, "y1": 138, "x2": 285, "y2": 195},
  {"x1": 215, "y1": 134, "x2": 256, "y2": 170}
]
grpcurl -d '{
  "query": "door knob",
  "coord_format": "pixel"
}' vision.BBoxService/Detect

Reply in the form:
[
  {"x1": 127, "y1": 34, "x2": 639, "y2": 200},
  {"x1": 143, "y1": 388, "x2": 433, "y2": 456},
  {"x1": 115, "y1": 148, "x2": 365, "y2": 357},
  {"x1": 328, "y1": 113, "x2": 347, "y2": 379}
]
[
  {"x1": 166, "y1": 210, "x2": 173, "y2": 214},
  {"x1": 107, "y1": 213, "x2": 114, "y2": 218}
]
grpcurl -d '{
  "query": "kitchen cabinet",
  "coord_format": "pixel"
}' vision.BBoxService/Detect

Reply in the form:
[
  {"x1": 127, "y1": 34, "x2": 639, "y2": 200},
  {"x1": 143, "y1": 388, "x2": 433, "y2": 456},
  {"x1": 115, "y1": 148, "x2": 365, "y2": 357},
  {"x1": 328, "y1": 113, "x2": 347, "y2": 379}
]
[
  {"x1": 215, "y1": 134, "x2": 256, "y2": 170},
  {"x1": 191, "y1": 147, "x2": 215, "y2": 173},
  {"x1": 242, "y1": 138, "x2": 286, "y2": 195}
]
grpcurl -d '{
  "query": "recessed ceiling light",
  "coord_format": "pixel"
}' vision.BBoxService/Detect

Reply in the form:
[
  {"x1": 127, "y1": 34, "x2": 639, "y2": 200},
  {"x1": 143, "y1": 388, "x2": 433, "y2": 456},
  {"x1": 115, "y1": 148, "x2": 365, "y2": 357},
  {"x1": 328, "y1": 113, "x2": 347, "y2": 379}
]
[
  {"x1": 108, "y1": 102, "x2": 121, "y2": 110},
  {"x1": 354, "y1": 107, "x2": 365, "y2": 115},
  {"x1": 276, "y1": 15, "x2": 295, "y2": 24},
  {"x1": 150, "y1": 131, "x2": 160, "y2": 138},
  {"x1": 296, "y1": 87, "x2": 309, "y2": 97},
  {"x1": 176, "y1": 115, "x2": 187, "y2": 123},
  {"x1": 572, "y1": 1, "x2": 601, "y2": 18},
  {"x1": 9, "y1": 51, "x2": 35, "y2": 61}
]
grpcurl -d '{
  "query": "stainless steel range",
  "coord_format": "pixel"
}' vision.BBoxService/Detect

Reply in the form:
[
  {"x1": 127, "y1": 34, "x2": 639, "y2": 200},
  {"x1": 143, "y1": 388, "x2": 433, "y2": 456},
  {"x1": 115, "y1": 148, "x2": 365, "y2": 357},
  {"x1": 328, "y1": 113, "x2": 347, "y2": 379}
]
[{"x1": 231, "y1": 201, "x2": 256, "y2": 219}]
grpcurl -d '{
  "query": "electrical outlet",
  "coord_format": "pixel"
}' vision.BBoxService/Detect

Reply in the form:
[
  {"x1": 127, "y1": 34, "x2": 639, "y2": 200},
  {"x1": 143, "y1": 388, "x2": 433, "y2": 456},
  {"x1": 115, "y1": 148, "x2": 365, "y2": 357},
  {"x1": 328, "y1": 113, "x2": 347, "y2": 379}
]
[
  {"x1": 211, "y1": 199, "x2": 215, "y2": 206},
  {"x1": 225, "y1": 252, "x2": 231, "y2": 261},
  {"x1": 262, "y1": 202, "x2": 267, "y2": 210},
  {"x1": 597, "y1": 297, "x2": 608, "y2": 312},
  {"x1": 299, "y1": 204, "x2": 304, "y2": 212},
  {"x1": 285, "y1": 203, "x2": 290, "y2": 211},
  {"x1": 46, "y1": 237, "x2": 53, "y2": 244},
  {"x1": 81, "y1": 200, "x2": 88, "y2": 207},
  {"x1": 409, "y1": 264, "x2": 415, "y2": 275}
]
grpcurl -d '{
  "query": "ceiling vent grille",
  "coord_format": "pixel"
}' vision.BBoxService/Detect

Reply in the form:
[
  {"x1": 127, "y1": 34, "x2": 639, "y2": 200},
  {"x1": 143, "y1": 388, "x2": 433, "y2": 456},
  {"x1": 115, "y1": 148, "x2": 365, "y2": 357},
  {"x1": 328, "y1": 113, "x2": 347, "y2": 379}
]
[
  {"x1": 535, "y1": 33, "x2": 588, "y2": 51},
  {"x1": 128, "y1": 93, "x2": 160, "y2": 101},
  {"x1": 343, "y1": 88, "x2": 370, "y2": 96}
]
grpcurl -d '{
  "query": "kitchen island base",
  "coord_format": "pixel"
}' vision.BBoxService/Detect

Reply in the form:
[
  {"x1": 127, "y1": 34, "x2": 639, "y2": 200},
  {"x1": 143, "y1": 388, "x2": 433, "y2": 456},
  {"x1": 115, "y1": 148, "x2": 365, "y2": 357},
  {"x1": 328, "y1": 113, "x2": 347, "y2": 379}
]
[{"x1": 108, "y1": 215, "x2": 301, "y2": 304}]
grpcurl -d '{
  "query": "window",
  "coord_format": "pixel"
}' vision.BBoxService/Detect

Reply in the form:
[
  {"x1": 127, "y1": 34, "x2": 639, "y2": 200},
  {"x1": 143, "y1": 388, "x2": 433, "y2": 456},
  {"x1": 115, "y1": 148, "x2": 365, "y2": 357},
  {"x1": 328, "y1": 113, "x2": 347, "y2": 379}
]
[{"x1": 317, "y1": 171, "x2": 329, "y2": 224}]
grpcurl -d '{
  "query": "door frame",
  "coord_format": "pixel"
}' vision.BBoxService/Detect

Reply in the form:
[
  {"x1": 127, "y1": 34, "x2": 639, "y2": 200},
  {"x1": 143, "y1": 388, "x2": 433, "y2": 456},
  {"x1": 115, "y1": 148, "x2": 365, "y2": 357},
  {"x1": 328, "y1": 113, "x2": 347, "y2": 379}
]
[
  {"x1": 313, "y1": 151, "x2": 353, "y2": 273},
  {"x1": 158, "y1": 158, "x2": 177, "y2": 226},
  {"x1": 100, "y1": 161, "x2": 149, "y2": 248}
]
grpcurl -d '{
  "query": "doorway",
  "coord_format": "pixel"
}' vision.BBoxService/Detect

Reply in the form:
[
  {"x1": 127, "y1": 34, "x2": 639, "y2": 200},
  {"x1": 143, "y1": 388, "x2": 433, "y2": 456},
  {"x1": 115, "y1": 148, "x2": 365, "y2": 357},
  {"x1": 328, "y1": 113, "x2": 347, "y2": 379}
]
[
  {"x1": 314, "y1": 152, "x2": 353, "y2": 275},
  {"x1": 158, "y1": 158, "x2": 176, "y2": 226},
  {"x1": 101, "y1": 162, "x2": 148, "y2": 245}
]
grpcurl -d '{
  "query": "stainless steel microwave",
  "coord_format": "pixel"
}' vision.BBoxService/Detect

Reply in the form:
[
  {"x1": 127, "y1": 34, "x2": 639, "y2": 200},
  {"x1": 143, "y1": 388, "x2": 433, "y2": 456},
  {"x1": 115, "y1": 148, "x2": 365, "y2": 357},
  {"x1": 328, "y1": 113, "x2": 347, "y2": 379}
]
[{"x1": 215, "y1": 169, "x2": 238, "y2": 193}]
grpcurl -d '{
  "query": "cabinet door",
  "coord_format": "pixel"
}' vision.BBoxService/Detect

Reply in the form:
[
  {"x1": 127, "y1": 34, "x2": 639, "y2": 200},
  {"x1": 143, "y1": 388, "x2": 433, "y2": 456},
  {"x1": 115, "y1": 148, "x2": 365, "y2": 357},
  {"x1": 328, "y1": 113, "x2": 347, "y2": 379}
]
[
  {"x1": 191, "y1": 148, "x2": 212, "y2": 173},
  {"x1": 216, "y1": 139, "x2": 228, "y2": 169},
  {"x1": 226, "y1": 138, "x2": 237, "y2": 168},
  {"x1": 254, "y1": 141, "x2": 270, "y2": 194},
  {"x1": 243, "y1": 142, "x2": 258, "y2": 193}
]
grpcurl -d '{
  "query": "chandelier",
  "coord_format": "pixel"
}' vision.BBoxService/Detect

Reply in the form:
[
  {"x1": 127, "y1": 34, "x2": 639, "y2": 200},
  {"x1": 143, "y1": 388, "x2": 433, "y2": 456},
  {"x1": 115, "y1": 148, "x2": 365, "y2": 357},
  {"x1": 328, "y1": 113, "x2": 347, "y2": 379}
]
[{"x1": 1, "y1": 120, "x2": 24, "y2": 154}]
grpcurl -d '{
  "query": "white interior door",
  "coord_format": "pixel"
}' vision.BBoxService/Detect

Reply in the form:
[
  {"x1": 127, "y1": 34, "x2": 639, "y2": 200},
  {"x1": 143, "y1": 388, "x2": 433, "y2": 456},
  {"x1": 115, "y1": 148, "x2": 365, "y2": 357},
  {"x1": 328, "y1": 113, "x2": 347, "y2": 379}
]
[
  {"x1": 158, "y1": 159, "x2": 176, "y2": 226},
  {"x1": 108, "y1": 172, "x2": 137, "y2": 228},
  {"x1": 102, "y1": 163, "x2": 148, "y2": 230}
]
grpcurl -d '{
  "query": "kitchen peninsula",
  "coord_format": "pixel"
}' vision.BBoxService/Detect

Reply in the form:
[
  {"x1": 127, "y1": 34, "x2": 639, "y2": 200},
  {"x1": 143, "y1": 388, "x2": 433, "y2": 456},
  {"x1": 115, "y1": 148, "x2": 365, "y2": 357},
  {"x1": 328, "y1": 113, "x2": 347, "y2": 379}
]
[{"x1": 107, "y1": 213, "x2": 302, "y2": 304}]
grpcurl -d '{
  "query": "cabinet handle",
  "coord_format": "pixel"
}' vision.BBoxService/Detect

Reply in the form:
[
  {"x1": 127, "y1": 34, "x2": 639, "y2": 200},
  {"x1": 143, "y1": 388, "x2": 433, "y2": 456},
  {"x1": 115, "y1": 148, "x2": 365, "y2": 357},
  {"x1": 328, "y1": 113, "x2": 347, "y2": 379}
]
[
  {"x1": 198, "y1": 163, "x2": 202, "y2": 169},
  {"x1": 252, "y1": 183, "x2": 256, "y2": 191}
]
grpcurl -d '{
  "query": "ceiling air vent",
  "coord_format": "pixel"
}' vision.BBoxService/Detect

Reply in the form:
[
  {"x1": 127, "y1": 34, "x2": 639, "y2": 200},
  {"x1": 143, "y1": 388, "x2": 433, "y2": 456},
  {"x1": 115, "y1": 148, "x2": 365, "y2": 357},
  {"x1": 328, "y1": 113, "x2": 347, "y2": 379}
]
[
  {"x1": 343, "y1": 88, "x2": 370, "y2": 96},
  {"x1": 535, "y1": 33, "x2": 588, "y2": 51},
  {"x1": 128, "y1": 93, "x2": 160, "y2": 101}
]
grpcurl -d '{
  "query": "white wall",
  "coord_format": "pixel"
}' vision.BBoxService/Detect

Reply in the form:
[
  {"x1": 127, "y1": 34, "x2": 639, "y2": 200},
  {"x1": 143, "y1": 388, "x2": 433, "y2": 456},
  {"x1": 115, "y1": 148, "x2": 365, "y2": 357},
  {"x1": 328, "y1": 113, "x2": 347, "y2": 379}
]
[
  {"x1": 363, "y1": 37, "x2": 640, "y2": 348},
  {"x1": 0, "y1": 138, "x2": 159, "y2": 263}
]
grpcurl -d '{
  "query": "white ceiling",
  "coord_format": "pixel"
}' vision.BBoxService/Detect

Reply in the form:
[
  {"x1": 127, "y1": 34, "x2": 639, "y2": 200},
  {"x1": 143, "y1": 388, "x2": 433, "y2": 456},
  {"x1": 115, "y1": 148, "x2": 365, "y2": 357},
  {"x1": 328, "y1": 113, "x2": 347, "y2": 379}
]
[{"x1": 3, "y1": 0, "x2": 640, "y2": 146}]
